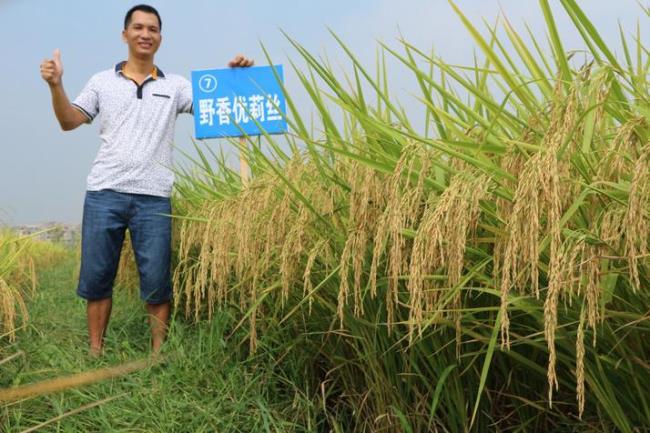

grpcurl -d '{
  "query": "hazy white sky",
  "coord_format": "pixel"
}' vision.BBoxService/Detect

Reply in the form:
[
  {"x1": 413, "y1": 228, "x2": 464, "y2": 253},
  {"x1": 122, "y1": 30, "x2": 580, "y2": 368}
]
[{"x1": 0, "y1": 0, "x2": 646, "y2": 224}]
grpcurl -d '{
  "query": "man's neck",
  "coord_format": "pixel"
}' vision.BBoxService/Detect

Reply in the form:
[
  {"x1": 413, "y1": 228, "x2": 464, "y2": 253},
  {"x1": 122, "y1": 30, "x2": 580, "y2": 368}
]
[{"x1": 123, "y1": 56, "x2": 155, "y2": 82}]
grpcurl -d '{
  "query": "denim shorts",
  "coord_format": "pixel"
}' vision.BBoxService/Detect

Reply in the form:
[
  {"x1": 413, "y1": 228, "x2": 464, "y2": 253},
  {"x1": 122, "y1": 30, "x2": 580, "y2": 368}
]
[{"x1": 77, "y1": 189, "x2": 172, "y2": 304}]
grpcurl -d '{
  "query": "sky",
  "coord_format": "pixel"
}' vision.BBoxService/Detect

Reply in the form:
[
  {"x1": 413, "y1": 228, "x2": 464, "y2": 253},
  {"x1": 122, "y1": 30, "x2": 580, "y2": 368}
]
[{"x1": 0, "y1": 0, "x2": 646, "y2": 225}]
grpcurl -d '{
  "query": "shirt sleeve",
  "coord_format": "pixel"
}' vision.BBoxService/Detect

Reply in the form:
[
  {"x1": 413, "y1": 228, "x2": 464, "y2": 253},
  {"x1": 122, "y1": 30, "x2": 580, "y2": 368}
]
[
  {"x1": 177, "y1": 76, "x2": 194, "y2": 115},
  {"x1": 71, "y1": 75, "x2": 99, "y2": 122}
]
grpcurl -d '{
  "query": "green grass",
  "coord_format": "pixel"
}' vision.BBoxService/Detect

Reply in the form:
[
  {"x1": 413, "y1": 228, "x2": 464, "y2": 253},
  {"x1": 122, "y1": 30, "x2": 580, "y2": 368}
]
[{"x1": 1, "y1": 254, "x2": 318, "y2": 432}]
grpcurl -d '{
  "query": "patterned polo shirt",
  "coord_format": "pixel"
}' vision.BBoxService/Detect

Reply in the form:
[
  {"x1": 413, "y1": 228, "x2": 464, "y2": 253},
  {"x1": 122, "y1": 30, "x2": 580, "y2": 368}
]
[{"x1": 72, "y1": 61, "x2": 193, "y2": 198}]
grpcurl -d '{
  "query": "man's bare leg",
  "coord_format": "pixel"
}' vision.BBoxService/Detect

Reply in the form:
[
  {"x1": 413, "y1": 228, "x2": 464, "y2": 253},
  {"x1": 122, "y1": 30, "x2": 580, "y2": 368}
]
[
  {"x1": 87, "y1": 298, "x2": 112, "y2": 357},
  {"x1": 146, "y1": 302, "x2": 170, "y2": 353}
]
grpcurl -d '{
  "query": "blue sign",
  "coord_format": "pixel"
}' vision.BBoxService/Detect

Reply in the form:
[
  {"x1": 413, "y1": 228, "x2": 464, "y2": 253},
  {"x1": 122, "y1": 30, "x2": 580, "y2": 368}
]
[{"x1": 191, "y1": 65, "x2": 287, "y2": 139}]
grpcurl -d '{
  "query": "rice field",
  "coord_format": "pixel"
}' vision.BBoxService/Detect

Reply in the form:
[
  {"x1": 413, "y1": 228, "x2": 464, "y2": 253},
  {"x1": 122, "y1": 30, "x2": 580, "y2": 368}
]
[
  {"x1": 2, "y1": 1, "x2": 649, "y2": 432},
  {"x1": 0, "y1": 229, "x2": 68, "y2": 341},
  {"x1": 172, "y1": 1, "x2": 650, "y2": 431}
]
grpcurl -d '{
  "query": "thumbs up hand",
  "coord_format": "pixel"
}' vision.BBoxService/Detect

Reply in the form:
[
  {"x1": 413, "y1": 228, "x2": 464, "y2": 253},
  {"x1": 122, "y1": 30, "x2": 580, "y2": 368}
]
[{"x1": 40, "y1": 49, "x2": 64, "y2": 85}]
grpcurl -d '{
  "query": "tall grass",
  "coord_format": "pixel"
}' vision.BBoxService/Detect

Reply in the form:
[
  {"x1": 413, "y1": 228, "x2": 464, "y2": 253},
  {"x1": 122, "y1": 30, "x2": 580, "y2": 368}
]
[
  {"x1": 173, "y1": 1, "x2": 649, "y2": 431},
  {"x1": 0, "y1": 229, "x2": 69, "y2": 341},
  {"x1": 0, "y1": 230, "x2": 30, "y2": 341}
]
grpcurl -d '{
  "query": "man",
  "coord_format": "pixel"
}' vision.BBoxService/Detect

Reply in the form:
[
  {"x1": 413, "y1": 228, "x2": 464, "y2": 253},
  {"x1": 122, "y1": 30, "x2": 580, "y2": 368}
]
[{"x1": 40, "y1": 4, "x2": 253, "y2": 356}]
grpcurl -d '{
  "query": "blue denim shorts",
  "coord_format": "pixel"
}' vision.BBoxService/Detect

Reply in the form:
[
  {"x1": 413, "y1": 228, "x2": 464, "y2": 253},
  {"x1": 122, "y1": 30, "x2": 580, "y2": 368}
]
[{"x1": 77, "y1": 189, "x2": 172, "y2": 304}]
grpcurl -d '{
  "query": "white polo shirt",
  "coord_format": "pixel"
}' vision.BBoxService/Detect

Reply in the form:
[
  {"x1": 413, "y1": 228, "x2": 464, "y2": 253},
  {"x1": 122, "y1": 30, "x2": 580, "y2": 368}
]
[{"x1": 72, "y1": 61, "x2": 193, "y2": 197}]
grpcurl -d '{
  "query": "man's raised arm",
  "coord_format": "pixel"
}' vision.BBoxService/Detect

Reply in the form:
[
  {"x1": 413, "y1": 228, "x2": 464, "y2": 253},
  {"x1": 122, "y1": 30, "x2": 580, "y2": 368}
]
[{"x1": 40, "y1": 49, "x2": 88, "y2": 131}]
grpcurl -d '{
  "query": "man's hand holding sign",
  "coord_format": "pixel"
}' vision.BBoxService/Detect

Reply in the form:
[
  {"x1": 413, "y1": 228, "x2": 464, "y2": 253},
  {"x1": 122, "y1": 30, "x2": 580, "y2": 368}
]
[{"x1": 228, "y1": 54, "x2": 255, "y2": 68}]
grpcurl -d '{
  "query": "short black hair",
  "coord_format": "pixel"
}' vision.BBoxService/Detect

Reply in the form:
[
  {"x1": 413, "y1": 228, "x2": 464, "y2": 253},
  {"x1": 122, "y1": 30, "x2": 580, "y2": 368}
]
[{"x1": 124, "y1": 4, "x2": 162, "y2": 30}]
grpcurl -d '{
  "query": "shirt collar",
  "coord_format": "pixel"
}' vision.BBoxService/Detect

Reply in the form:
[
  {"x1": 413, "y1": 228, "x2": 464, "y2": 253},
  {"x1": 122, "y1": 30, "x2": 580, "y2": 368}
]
[{"x1": 114, "y1": 61, "x2": 165, "y2": 79}]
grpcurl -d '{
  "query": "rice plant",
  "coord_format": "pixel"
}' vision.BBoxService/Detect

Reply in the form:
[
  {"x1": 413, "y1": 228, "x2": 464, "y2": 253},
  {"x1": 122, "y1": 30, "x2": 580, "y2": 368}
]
[
  {"x1": 0, "y1": 230, "x2": 30, "y2": 341},
  {"x1": 0, "y1": 229, "x2": 68, "y2": 341},
  {"x1": 173, "y1": 1, "x2": 649, "y2": 431}
]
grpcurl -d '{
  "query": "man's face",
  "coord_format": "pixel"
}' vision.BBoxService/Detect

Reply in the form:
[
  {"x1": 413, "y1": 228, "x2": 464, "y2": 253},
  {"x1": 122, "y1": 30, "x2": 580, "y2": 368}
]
[{"x1": 122, "y1": 11, "x2": 161, "y2": 59}]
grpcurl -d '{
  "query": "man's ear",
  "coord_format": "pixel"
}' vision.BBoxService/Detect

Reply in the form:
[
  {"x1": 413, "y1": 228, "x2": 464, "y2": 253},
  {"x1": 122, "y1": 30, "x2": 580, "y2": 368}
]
[{"x1": 121, "y1": 30, "x2": 127, "y2": 43}]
